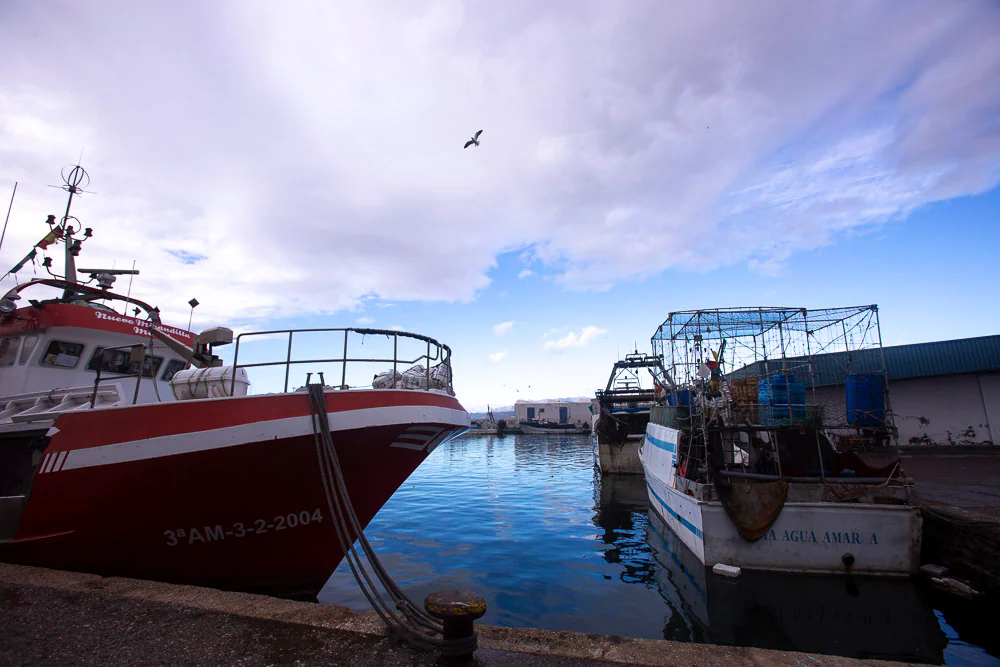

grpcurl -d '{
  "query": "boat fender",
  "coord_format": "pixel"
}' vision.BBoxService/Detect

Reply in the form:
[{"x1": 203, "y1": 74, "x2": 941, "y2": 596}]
[{"x1": 712, "y1": 563, "x2": 741, "y2": 578}]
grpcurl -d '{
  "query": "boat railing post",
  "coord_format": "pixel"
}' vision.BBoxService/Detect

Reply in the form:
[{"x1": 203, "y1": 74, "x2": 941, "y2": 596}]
[
  {"x1": 284, "y1": 331, "x2": 294, "y2": 393},
  {"x1": 131, "y1": 344, "x2": 145, "y2": 405},
  {"x1": 425, "y1": 340, "x2": 431, "y2": 390},
  {"x1": 91, "y1": 366, "x2": 101, "y2": 408},
  {"x1": 231, "y1": 335, "x2": 240, "y2": 395},
  {"x1": 392, "y1": 335, "x2": 398, "y2": 388},
  {"x1": 341, "y1": 330, "x2": 348, "y2": 389}
]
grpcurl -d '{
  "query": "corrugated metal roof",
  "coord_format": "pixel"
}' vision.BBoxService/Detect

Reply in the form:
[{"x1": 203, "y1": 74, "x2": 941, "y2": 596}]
[
  {"x1": 729, "y1": 334, "x2": 1000, "y2": 386},
  {"x1": 884, "y1": 334, "x2": 1000, "y2": 379}
]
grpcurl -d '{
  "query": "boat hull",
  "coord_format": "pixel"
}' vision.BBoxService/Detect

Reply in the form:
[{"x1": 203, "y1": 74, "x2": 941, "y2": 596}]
[
  {"x1": 593, "y1": 434, "x2": 644, "y2": 474},
  {"x1": 642, "y1": 422, "x2": 921, "y2": 575},
  {"x1": 1, "y1": 389, "x2": 468, "y2": 598},
  {"x1": 645, "y1": 510, "x2": 945, "y2": 661},
  {"x1": 518, "y1": 422, "x2": 588, "y2": 435}
]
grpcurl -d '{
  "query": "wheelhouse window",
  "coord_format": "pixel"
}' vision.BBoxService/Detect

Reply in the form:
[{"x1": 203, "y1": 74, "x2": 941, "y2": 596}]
[
  {"x1": 88, "y1": 347, "x2": 163, "y2": 378},
  {"x1": 141, "y1": 355, "x2": 164, "y2": 378},
  {"x1": 0, "y1": 336, "x2": 20, "y2": 367},
  {"x1": 161, "y1": 359, "x2": 188, "y2": 381},
  {"x1": 40, "y1": 340, "x2": 85, "y2": 369},
  {"x1": 19, "y1": 335, "x2": 37, "y2": 365}
]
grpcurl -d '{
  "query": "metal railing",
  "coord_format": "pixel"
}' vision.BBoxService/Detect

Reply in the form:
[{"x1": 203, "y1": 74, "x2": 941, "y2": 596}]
[{"x1": 230, "y1": 327, "x2": 454, "y2": 395}]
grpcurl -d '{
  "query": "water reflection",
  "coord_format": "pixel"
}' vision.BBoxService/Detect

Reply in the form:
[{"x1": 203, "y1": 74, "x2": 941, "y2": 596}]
[
  {"x1": 320, "y1": 434, "x2": 973, "y2": 663},
  {"x1": 593, "y1": 471, "x2": 655, "y2": 586},
  {"x1": 645, "y1": 499, "x2": 948, "y2": 663}
]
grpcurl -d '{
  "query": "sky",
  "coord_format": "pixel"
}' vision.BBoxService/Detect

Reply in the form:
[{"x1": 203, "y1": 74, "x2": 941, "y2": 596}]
[{"x1": 1, "y1": 1, "x2": 998, "y2": 411}]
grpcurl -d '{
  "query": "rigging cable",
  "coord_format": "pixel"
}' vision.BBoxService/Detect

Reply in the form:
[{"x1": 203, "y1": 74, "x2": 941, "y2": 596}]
[
  {"x1": 124, "y1": 259, "x2": 137, "y2": 312},
  {"x1": 0, "y1": 182, "x2": 16, "y2": 262}
]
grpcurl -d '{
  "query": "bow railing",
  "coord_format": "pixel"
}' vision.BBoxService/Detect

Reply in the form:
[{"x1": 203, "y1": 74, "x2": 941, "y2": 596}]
[{"x1": 229, "y1": 327, "x2": 454, "y2": 395}]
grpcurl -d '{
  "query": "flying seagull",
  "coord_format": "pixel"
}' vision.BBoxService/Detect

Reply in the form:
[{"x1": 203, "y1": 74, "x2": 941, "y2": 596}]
[{"x1": 464, "y1": 130, "x2": 483, "y2": 149}]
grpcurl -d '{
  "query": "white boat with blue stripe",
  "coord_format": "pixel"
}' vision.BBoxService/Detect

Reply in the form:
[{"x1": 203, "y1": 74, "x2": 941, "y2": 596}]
[
  {"x1": 640, "y1": 306, "x2": 922, "y2": 577},
  {"x1": 641, "y1": 421, "x2": 920, "y2": 574}
]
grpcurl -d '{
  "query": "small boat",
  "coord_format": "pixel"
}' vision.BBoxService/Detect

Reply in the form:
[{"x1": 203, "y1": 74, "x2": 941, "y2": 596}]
[
  {"x1": 641, "y1": 306, "x2": 921, "y2": 576},
  {"x1": 593, "y1": 351, "x2": 664, "y2": 474},
  {"x1": 0, "y1": 167, "x2": 469, "y2": 598},
  {"x1": 464, "y1": 405, "x2": 508, "y2": 436},
  {"x1": 517, "y1": 420, "x2": 589, "y2": 434}
]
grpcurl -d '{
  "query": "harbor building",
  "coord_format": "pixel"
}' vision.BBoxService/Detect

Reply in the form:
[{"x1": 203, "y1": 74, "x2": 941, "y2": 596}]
[{"x1": 513, "y1": 398, "x2": 593, "y2": 428}]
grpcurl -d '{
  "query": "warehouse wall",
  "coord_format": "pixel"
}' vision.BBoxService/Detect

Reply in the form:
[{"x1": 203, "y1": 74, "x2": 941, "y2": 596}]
[{"x1": 809, "y1": 374, "x2": 998, "y2": 447}]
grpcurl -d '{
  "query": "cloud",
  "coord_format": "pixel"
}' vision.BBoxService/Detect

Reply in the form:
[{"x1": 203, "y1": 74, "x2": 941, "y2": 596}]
[
  {"x1": 492, "y1": 320, "x2": 514, "y2": 336},
  {"x1": 388, "y1": 325, "x2": 405, "y2": 331},
  {"x1": 542, "y1": 326, "x2": 568, "y2": 340},
  {"x1": 517, "y1": 269, "x2": 533, "y2": 279},
  {"x1": 0, "y1": 1, "x2": 997, "y2": 326},
  {"x1": 488, "y1": 350, "x2": 508, "y2": 363},
  {"x1": 165, "y1": 249, "x2": 208, "y2": 265},
  {"x1": 543, "y1": 325, "x2": 607, "y2": 351},
  {"x1": 356, "y1": 316, "x2": 375, "y2": 325}
]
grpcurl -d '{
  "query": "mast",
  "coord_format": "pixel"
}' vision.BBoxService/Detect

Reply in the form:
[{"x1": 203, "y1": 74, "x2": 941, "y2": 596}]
[{"x1": 58, "y1": 165, "x2": 90, "y2": 297}]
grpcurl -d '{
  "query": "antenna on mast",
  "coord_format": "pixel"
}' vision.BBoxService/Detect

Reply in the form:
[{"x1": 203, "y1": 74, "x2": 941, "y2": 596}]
[{"x1": 47, "y1": 164, "x2": 96, "y2": 298}]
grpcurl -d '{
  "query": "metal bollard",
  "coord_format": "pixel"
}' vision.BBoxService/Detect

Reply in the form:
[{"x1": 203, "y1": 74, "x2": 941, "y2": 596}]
[{"x1": 424, "y1": 589, "x2": 487, "y2": 663}]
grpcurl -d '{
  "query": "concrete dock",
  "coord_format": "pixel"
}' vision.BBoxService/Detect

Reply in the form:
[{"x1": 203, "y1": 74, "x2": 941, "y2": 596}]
[
  {"x1": 0, "y1": 563, "x2": 904, "y2": 666},
  {"x1": 903, "y1": 448, "x2": 1000, "y2": 595}
]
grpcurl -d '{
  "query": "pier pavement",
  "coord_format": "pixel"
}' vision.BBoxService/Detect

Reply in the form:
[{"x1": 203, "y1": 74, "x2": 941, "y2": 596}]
[{"x1": 0, "y1": 563, "x2": 904, "y2": 666}]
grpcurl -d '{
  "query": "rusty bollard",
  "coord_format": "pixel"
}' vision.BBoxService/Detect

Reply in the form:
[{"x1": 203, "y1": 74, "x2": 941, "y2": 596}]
[{"x1": 424, "y1": 589, "x2": 487, "y2": 662}]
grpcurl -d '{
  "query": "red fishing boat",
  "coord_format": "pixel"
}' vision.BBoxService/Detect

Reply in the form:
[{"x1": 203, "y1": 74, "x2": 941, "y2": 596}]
[{"x1": 0, "y1": 167, "x2": 469, "y2": 598}]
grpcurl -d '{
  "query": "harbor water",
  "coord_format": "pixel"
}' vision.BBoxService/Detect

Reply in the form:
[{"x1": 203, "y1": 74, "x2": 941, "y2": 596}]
[{"x1": 320, "y1": 433, "x2": 998, "y2": 665}]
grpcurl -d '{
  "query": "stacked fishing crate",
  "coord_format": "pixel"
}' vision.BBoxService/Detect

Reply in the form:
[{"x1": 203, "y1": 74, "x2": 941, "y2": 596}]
[{"x1": 728, "y1": 376, "x2": 759, "y2": 424}]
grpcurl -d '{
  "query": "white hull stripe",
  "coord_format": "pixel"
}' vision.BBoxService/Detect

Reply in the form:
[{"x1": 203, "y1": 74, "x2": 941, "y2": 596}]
[
  {"x1": 41, "y1": 406, "x2": 469, "y2": 474},
  {"x1": 425, "y1": 427, "x2": 461, "y2": 455},
  {"x1": 408, "y1": 425, "x2": 443, "y2": 434},
  {"x1": 391, "y1": 426, "x2": 445, "y2": 451},
  {"x1": 397, "y1": 433, "x2": 434, "y2": 442}
]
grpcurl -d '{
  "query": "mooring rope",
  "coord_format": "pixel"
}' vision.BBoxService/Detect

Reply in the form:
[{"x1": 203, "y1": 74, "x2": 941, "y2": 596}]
[{"x1": 306, "y1": 384, "x2": 477, "y2": 656}]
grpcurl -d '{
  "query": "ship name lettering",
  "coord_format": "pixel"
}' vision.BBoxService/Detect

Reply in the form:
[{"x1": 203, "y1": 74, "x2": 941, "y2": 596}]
[
  {"x1": 165, "y1": 509, "x2": 323, "y2": 547},
  {"x1": 93, "y1": 311, "x2": 189, "y2": 339},
  {"x1": 823, "y1": 531, "x2": 869, "y2": 545},
  {"x1": 781, "y1": 530, "x2": 817, "y2": 543},
  {"x1": 762, "y1": 529, "x2": 881, "y2": 546},
  {"x1": 204, "y1": 525, "x2": 226, "y2": 541}
]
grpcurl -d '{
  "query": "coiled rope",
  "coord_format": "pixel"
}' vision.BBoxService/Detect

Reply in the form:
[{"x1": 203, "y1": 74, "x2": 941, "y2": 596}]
[{"x1": 306, "y1": 384, "x2": 477, "y2": 656}]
